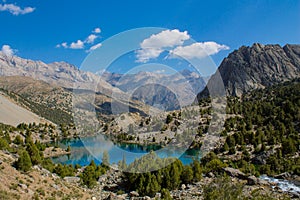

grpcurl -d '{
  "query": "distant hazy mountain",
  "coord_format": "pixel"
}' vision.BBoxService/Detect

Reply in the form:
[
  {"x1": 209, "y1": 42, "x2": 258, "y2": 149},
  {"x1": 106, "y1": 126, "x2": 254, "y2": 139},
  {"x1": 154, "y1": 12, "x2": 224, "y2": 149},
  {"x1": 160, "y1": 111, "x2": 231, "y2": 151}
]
[
  {"x1": 0, "y1": 53, "x2": 153, "y2": 123},
  {"x1": 103, "y1": 69, "x2": 206, "y2": 110},
  {"x1": 198, "y1": 43, "x2": 300, "y2": 98},
  {"x1": 0, "y1": 52, "x2": 126, "y2": 97}
]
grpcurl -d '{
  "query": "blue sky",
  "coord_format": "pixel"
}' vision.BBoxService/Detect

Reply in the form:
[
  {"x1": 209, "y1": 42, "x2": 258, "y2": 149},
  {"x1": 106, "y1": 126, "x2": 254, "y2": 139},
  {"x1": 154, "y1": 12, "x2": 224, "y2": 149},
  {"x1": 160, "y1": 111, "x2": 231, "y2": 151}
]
[{"x1": 0, "y1": 0, "x2": 300, "y2": 75}]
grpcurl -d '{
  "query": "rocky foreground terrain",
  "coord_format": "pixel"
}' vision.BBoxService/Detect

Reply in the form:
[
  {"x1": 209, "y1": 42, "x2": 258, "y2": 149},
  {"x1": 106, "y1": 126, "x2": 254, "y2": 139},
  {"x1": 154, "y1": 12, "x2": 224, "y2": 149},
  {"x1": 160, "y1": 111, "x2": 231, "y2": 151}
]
[
  {"x1": 0, "y1": 146, "x2": 297, "y2": 200},
  {"x1": 0, "y1": 151, "x2": 93, "y2": 200}
]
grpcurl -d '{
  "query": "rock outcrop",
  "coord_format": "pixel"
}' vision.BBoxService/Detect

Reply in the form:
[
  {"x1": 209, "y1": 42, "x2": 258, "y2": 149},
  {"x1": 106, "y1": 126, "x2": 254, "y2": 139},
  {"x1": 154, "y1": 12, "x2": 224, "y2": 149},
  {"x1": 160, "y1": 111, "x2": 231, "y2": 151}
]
[
  {"x1": 223, "y1": 167, "x2": 247, "y2": 179},
  {"x1": 198, "y1": 43, "x2": 300, "y2": 98}
]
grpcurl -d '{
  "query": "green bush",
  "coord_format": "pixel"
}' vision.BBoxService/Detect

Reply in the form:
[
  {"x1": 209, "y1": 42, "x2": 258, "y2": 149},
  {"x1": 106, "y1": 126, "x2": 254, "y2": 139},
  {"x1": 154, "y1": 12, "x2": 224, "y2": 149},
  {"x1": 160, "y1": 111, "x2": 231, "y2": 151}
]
[
  {"x1": 203, "y1": 176, "x2": 243, "y2": 200},
  {"x1": 13, "y1": 135, "x2": 23, "y2": 145},
  {"x1": 161, "y1": 188, "x2": 172, "y2": 200},
  {"x1": 204, "y1": 159, "x2": 227, "y2": 173},
  {"x1": 53, "y1": 164, "x2": 75, "y2": 178}
]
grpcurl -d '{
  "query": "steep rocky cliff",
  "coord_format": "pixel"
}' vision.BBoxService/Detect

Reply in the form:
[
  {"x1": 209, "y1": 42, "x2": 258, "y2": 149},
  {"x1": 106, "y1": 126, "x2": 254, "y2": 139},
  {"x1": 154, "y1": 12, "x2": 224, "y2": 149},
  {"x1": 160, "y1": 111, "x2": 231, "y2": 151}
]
[{"x1": 198, "y1": 43, "x2": 300, "y2": 98}]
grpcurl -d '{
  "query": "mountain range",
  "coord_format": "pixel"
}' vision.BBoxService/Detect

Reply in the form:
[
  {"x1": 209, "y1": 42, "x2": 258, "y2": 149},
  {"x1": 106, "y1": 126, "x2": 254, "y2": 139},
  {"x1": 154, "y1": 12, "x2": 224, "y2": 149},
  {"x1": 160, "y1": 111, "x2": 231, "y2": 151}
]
[
  {"x1": 0, "y1": 51, "x2": 206, "y2": 113},
  {"x1": 0, "y1": 43, "x2": 300, "y2": 126},
  {"x1": 102, "y1": 69, "x2": 206, "y2": 110},
  {"x1": 0, "y1": 52, "x2": 153, "y2": 124}
]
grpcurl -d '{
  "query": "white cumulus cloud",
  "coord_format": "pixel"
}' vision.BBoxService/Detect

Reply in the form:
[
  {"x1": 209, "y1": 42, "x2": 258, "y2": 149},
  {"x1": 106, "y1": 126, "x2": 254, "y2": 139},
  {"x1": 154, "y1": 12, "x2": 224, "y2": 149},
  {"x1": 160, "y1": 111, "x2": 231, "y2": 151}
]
[
  {"x1": 1, "y1": 45, "x2": 16, "y2": 56},
  {"x1": 0, "y1": 3, "x2": 35, "y2": 15},
  {"x1": 136, "y1": 48, "x2": 164, "y2": 63},
  {"x1": 136, "y1": 29, "x2": 190, "y2": 63},
  {"x1": 93, "y1": 28, "x2": 101, "y2": 33},
  {"x1": 141, "y1": 29, "x2": 190, "y2": 49},
  {"x1": 169, "y1": 41, "x2": 229, "y2": 59},
  {"x1": 56, "y1": 42, "x2": 68, "y2": 48},
  {"x1": 87, "y1": 43, "x2": 102, "y2": 52},
  {"x1": 86, "y1": 34, "x2": 98, "y2": 44},
  {"x1": 70, "y1": 40, "x2": 84, "y2": 49},
  {"x1": 61, "y1": 42, "x2": 68, "y2": 48},
  {"x1": 57, "y1": 27, "x2": 101, "y2": 51}
]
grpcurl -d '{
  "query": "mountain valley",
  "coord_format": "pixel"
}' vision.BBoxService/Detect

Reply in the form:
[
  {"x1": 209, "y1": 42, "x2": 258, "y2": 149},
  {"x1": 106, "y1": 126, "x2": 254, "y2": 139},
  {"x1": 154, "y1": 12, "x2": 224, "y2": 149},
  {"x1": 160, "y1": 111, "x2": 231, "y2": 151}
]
[{"x1": 0, "y1": 43, "x2": 299, "y2": 199}]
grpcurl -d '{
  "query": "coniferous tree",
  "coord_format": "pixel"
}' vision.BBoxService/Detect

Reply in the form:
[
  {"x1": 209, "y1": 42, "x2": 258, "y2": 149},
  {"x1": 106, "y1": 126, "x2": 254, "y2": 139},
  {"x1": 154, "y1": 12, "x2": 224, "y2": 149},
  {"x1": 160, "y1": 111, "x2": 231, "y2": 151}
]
[
  {"x1": 181, "y1": 165, "x2": 193, "y2": 184},
  {"x1": 148, "y1": 174, "x2": 160, "y2": 196},
  {"x1": 16, "y1": 150, "x2": 32, "y2": 172},
  {"x1": 26, "y1": 142, "x2": 42, "y2": 165},
  {"x1": 169, "y1": 162, "x2": 181, "y2": 189},
  {"x1": 282, "y1": 138, "x2": 297, "y2": 155},
  {"x1": 192, "y1": 160, "x2": 202, "y2": 181}
]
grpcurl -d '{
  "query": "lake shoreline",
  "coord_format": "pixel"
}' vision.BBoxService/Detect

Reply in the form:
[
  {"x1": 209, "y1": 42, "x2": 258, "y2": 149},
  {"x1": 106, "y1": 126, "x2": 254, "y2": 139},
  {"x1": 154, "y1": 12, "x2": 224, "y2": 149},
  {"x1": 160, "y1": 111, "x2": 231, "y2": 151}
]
[{"x1": 51, "y1": 134, "x2": 201, "y2": 166}]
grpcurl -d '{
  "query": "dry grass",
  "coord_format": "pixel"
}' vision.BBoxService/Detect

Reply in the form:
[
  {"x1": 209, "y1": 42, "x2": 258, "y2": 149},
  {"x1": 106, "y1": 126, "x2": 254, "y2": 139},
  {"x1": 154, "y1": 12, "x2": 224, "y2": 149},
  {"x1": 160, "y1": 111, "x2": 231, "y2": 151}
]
[{"x1": 0, "y1": 151, "x2": 91, "y2": 200}]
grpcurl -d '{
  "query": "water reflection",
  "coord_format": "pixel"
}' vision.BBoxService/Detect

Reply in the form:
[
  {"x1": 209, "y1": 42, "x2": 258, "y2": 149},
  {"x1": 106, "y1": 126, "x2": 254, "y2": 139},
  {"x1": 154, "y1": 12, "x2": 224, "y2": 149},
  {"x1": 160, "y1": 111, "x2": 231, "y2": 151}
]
[{"x1": 52, "y1": 134, "x2": 201, "y2": 167}]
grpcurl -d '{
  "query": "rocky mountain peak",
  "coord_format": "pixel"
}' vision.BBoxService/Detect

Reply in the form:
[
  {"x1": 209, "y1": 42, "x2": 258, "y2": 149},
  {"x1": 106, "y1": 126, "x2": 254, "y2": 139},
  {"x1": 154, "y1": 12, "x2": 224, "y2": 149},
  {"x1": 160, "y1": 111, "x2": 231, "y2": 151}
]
[{"x1": 198, "y1": 43, "x2": 300, "y2": 98}]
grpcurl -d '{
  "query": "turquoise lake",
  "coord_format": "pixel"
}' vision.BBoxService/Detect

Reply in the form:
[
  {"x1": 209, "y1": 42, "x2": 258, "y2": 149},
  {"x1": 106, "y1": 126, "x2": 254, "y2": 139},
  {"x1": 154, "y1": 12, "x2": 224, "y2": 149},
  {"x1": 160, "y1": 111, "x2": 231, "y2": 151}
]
[{"x1": 51, "y1": 134, "x2": 201, "y2": 166}]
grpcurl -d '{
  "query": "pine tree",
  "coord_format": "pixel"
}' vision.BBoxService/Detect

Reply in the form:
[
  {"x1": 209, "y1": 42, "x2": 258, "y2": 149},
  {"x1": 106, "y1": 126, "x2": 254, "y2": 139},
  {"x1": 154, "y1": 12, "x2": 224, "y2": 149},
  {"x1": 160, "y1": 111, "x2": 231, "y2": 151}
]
[
  {"x1": 226, "y1": 135, "x2": 236, "y2": 147},
  {"x1": 80, "y1": 164, "x2": 97, "y2": 188},
  {"x1": 169, "y1": 164, "x2": 181, "y2": 189},
  {"x1": 16, "y1": 150, "x2": 32, "y2": 172},
  {"x1": 181, "y1": 165, "x2": 193, "y2": 184},
  {"x1": 192, "y1": 160, "x2": 202, "y2": 181},
  {"x1": 166, "y1": 114, "x2": 173, "y2": 124},
  {"x1": 26, "y1": 143, "x2": 42, "y2": 165},
  {"x1": 162, "y1": 169, "x2": 172, "y2": 189},
  {"x1": 148, "y1": 174, "x2": 160, "y2": 197},
  {"x1": 136, "y1": 174, "x2": 146, "y2": 195},
  {"x1": 282, "y1": 138, "x2": 297, "y2": 155}
]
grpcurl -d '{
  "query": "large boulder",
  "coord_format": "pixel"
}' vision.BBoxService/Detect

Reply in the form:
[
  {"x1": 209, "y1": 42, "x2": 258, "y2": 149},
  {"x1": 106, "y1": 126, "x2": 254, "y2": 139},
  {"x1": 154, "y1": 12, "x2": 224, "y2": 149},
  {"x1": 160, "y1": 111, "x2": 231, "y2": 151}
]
[
  {"x1": 181, "y1": 184, "x2": 186, "y2": 190},
  {"x1": 274, "y1": 172, "x2": 291, "y2": 179},
  {"x1": 247, "y1": 175, "x2": 259, "y2": 185},
  {"x1": 18, "y1": 183, "x2": 27, "y2": 190},
  {"x1": 107, "y1": 193, "x2": 126, "y2": 200},
  {"x1": 63, "y1": 176, "x2": 80, "y2": 183},
  {"x1": 130, "y1": 191, "x2": 139, "y2": 197},
  {"x1": 223, "y1": 167, "x2": 247, "y2": 179}
]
